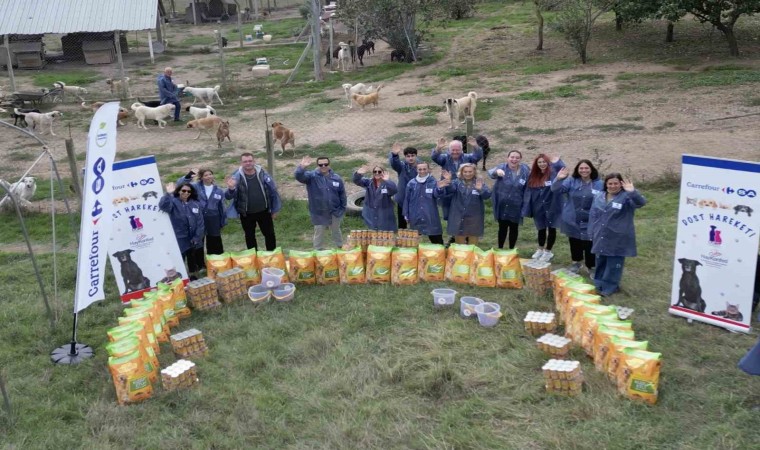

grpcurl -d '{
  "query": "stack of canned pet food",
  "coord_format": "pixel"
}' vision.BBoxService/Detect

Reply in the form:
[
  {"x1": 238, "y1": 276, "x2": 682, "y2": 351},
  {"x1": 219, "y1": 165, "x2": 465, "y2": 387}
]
[
  {"x1": 542, "y1": 359, "x2": 583, "y2": 396},
  {"x1": 216, "y1": 267, "x2": 247, "y2": 303},
  {"x1": 395, "y1": 229, "x2": 420, "y2": 248},
  {"x1": 170, "y1": 328, "x2": 208, "y2": 359},
  {"x1": 521, "y1": 259, "x2": 552, "y2": 295},
  {"x1": 161, "y1": 359, "x2": 199, "y2": 392},
  {"x1": 185, "y1": 278, "x2": 221, "y2": 311},
  {"x1": 524, "y1": 311, "x2": 557, "y2": 336},
  {"x1": 536, "y1": 333, "x2": 572, "y2": 358},
  {"x1": 346, "y1": 230, "x2": 397, "y2": 250}
]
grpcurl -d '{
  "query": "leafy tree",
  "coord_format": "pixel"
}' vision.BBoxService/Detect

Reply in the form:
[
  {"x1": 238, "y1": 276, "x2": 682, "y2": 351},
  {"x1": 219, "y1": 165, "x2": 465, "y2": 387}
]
[
  {"x1": 613, "y1": 0, "x2": 675, "y2": 42},
  {"x1": 533, "y1": 0, "x2": 564, "y2": 50},
  {"x1": 554, "y1": 0, "x2": 618, "y2": 63}
]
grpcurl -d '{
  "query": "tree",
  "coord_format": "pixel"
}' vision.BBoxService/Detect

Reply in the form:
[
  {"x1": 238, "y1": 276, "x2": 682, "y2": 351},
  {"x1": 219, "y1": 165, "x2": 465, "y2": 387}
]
[
  {"x1": 613, "y1": 0, "x2": 674, "y2": 42},
  {"x1": 659, "y1": 0, "x2": 760, "y2": 56},
  {"x1": 554, "y1": 0, "x2": 618, "y2": 63},
  {"x1": 534, "y1": 0, "x2": 564, "y2": 50}
]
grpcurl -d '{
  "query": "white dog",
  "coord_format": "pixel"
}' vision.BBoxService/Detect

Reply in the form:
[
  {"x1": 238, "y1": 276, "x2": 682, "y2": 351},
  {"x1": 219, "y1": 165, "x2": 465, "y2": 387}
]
[
  {"x1": 106, "y1": 77, "x2": 132, "y2": 98},
  {"x1": 455, "y1": 91, "x2": 477, "y2": 126},
  {"x1": 0, "y1": 177, "x2": 36, "y2": 211},
  {"x1": 183, "y1": 85, "x2": 223, "y2": 106},
  {"x1": 338, "y1": 42, "x2": 351, "y2": 72},
  {"x1": 185, "y1": 105, "x2": 216, "y2": 120},
  {"x1": 53, "y1": 81, "x2": 88, "y2": 101},
  {"x1": 131, "y1": 103, "x2": 175, "y2": 129},
  {"x1": 341, "y1": 83, "x2": 374, "y2": 108},
  {"x1": 16, "y1": 109, "x2": 63, "y2": 135}
]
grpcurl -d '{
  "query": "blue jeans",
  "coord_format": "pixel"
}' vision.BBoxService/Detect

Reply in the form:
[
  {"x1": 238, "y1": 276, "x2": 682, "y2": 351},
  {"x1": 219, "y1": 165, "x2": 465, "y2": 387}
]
[{"x1": 594, "y1": 255, "x2": 625, "y2": 296}]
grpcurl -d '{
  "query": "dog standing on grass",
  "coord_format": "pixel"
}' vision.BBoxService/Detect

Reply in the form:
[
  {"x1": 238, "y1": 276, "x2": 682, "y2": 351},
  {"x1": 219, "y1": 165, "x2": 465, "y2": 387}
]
[
  {"x1": 187, "y1": 116, "x2": 223, "y2": 140},
  {"x1": 15, "y1": 109, "x2": 63, "y2": 135},
  {"x1": 216, "y1": 120, "x2": 231, "y2": 148},
  {"x1": 445, "y1": 92, "x2": 478, "y2": 128},
  {"x1": 53, "y1": 81, "x2": 88, "y2": 101},
  {"x1": 351, "y1": 83, "x2": 384, "y2": 110},
  {"x1": 271, "y1": 122, "x2": 295, "y2": 155}
]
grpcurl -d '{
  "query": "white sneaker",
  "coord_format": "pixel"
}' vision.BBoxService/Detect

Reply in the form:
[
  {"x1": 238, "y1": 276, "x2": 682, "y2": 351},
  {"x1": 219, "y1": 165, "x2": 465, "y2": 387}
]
[
  {"x1": 531, "y1": 249, "x2": 545, "y2": 259},
  {"x1": 540, "y1": 251, "x2": 554, "y2": 262}
]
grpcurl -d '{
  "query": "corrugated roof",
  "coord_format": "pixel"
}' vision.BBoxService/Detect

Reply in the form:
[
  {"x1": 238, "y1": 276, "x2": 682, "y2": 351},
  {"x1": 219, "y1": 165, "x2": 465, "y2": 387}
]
[{"x1": 0, "y1": 0, "x2": 159, "y2": 35}]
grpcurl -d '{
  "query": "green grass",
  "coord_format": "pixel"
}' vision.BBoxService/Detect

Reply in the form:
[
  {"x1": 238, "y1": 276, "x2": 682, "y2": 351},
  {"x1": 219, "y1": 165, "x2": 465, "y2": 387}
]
[
  {"x1": 392, "y1": 105, "x2": 440, "y2": 114},
  {"x1": 31, "y1": 71, "x2": 101, "y2": 88},
  {"x1": 515, "y1": 90, "x2": 552, "y2": 101},
  {"x1": 589, "y1": 123, "x2": 646, "y2": 132},
  {"x1": 653, "y1": 121, "x2": 677, "y2": 131}
]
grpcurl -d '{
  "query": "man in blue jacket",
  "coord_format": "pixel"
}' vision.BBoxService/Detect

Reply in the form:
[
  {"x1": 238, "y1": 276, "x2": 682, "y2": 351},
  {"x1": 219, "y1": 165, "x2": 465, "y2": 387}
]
[
  {"x1": 389, "y1": 142, "x2": 418, "y2": 230},
  {"x1": 157, "y1": 67, "x2": 181, "y2": 122},
  {"x1": 295, "y1": 155, "x2": 347, "y2": 250},
  {"x1": 225, "y1": 153, "x2": 281, "y2": 251}
]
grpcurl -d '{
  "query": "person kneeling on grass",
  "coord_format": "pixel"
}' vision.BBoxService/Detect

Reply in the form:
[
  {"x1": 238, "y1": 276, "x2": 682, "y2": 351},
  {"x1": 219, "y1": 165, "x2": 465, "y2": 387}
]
[{"x1": 588, "y1": 173, "x2": 646, "y2": 297}]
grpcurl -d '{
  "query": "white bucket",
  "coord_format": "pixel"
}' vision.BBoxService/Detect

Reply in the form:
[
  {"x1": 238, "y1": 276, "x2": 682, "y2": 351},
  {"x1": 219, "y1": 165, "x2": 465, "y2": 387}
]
[
  {"x1": 431, "y1": 288, "x2": 457, "y2": 308},
  {"x1": 459, "y1": 296, "x2": 483, "y2": 318},
  {"x1": 247, "y1": 284, "x2": 271, "y2": 304},
  {"x1": 273, "y1": 283, "x2": 296, "y2": 302},
  {"x1": 474, "y1": 302, "x2": 502, "y2": 327},
  {"x1": 263, "y1": 34, "x2": 272, "y2": 42},
  {"x1": 261, "y1": 267, "x2": 285, "y2": 288}
]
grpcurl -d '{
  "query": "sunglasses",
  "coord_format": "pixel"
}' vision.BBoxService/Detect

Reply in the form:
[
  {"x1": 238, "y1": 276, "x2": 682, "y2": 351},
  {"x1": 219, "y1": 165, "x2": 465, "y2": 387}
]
[
  {"x1": 317, "y1": 163, "x2": 329, "y2": 167},
  {"x1": 373, "y1": 170, "x2": 384, "y2": 174},
  {"x1": 179, "y1": 189, "x2": 192, "y2": 193}
]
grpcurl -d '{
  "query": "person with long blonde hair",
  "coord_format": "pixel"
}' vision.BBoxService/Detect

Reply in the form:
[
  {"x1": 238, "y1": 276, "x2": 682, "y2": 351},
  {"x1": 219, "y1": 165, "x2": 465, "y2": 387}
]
[{"x1": 439, "y1": 163, "x2": 491, "y2": 245}]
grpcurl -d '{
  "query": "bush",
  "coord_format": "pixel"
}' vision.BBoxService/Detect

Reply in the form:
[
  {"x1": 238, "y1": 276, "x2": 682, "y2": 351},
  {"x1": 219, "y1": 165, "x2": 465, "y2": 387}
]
[{"x1": 443, "y1": 0, "x2": 476, "y2": 19}]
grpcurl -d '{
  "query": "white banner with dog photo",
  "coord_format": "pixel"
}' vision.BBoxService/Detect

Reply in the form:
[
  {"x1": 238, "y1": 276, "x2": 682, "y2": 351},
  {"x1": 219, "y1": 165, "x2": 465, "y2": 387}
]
[
  {"x1": 107, "y1": 156, "x2": 186, "y2": 304},
  {"x1": 669, "y1": 155, "x2": 760, "y2": 333}
]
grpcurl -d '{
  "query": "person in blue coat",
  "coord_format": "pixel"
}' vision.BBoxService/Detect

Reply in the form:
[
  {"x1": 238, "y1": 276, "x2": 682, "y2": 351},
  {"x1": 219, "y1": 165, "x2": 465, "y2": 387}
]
[
  {"x1": 431, "y1": 136, "x2": 483, "y2": 224},
  {"x1": 389, "y1": 142, "x2": 419, "y2": 229},
  {"x1": 522, "y1": 153, "x2": 565, "y2": 262},
  {"x1": 551, "y1": 160, "x2": 603, "y2": 275},
  {"x1": 225, "y1": 153, "x2": 282, "y2": 251},
  {"x1": 489, "y1": 150, "x2": 530, "y2": 249},
  {"x1": 402, "y1": 162, "x2": 445, "y2": 244},
  {"x1": 439, "y1": 163, "x2": 492, "y2": 245},
  {"x1": 159, "y1": 181, "x2": 206, "y2": 279},
  {"x1": 157, "y1": 67, "x2": 181, "y2": 122},
  {"x1": 295, "y1": 155, "x2": 347, "y2": 249},
  {"x1": 353, "y1": 165, "x2": 398, "y2": 232},
  {"x1": 178, "y1": 168, "x2": 227, "y2": 255},
  {"x1": 589, "y1": 173, "x2": 647, "y2": 296}
]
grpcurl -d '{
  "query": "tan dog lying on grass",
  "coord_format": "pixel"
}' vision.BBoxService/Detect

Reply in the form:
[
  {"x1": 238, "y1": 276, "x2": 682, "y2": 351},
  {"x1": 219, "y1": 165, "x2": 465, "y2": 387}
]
[
  {"x1": 187, "y1": 116, "x2": 223, "y2": 140},
  {"x1": 272, "y1": 121, "x2": 295, "y2": 155},
  {"x1": 351, "y1": 83, "x2": 384, "y2": 110},
  {"x1": 216, "y1": 120, "x2": 231, "y2": 148}
]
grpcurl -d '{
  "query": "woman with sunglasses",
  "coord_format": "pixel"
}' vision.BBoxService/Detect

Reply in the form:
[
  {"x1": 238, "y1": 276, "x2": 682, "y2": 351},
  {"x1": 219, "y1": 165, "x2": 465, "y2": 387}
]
[
  {"x1": 178, "y1": 168, "x2": 227, "y2": 255},
  {"x1": 353, "y1": 165, "x2": 398, "y2": 231},
  {"x1": 160, "y1": 181, "x2": 206, "y2": 280},
  {"x1": 438, "y1": 163, "x2": 491, "y2": 245}
]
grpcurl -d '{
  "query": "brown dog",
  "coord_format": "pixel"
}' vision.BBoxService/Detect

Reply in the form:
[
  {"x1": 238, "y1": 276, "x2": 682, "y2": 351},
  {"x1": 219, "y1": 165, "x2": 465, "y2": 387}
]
[
  {"x1": 216, "y1": 120, "x2": 231, "y2": 148},
  {"x1": 271, "y1": 121, "x2": 295, "y2": 155},
  {"x1": 187, "y1": 116, "x2": 223, "y2": 140},
  {"x1": 82, "y1": 102, "x2": 130, "y2": 126},
  {"x1": 351, "y1": 83, "x2": 384, "y2": 110}
]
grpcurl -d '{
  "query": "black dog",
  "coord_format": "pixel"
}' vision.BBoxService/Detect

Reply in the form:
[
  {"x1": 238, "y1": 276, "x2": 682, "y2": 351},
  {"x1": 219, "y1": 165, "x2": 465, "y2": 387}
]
[
  {"x1": 391, "y1": 49, "x2": 406, "y2": 62},
  {"x1": 476, "y1": 135, "x2": 491, "y2": 170},
  {"x1": 136, "y1": 98, "x2": 162, "y2": 108},
  {"x1": 11, "y1": 108, "x2": 40, "y2": 127},
  {"x1": 676, "y1": 258, "x2": 707, "y2": 313},
  {"x1": 112, "y1": 249, "x2": 151, "y2": 294},
  {"x1": 142, "y1": 191, "x2": 158, "y2": 200},
  {"x1": 735, "y1": 205, "x2": 753, "y2": 217},
  {"x1": 221, "y1": 36, "x2": 228, "y2": 48},
  {"x1": 362, "y1": 38, "x2": 375, "y2": 55}
]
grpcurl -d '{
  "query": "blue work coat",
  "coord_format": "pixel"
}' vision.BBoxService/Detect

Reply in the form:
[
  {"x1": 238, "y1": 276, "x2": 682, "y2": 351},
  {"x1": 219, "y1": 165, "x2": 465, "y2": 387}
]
[
  {"x1": 353, "y1": 173, "x2": 398, "y2": 231},
  {"x1": 590, "y1": 189, "x2": 646, "y2": 257},
  {"x1": 389, "y1": 152, "x2": 418, "y2": 206},
  {"x1": 295, "y1": 167, "x2": 347, "y2": 226},
  {"x1": 431, "y1": 145, "x2": 483, "y2": 220},
  {"x1": 159, "y1": 194, "x2": 205, "y2": 254},
  {"x1": 402, "y1": 176, "x2": 443, "y2": 236},
  {"x1": 157, "y1": 74, "x2": 179, "y2": 103},
  {"x1": 489, "y1": 163, "x2": 530, "y2": 223},
  {"x1": 225, "y1": 166, "x2": 282, "y2": 219},
  {"x1": 177, "y1": 176, "x2": 228, "y2": 236},
  {"x1": 440, "y1": 179, "x2": 492, "y2": 237},
  {"x1": 521, "y1": 160, "x2": 566, "y2": 229},
  {"x1": 551, "y1": 177, "x2": 604, "y2": 240}
]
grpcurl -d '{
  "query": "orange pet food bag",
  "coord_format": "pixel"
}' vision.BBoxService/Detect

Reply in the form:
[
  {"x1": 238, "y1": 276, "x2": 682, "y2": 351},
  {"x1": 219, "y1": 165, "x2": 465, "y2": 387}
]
[
  {"x1": 607, "y1": 337, "x2": 648, "y2": 382},
  {"x1": 470, "y1": 247, "x2": 496, "y2": 287},
  {"x1": 618, "y1": 349, "x2": 662, "y2": 405},
  {"x1": 493, "y1": 249, "x2": 523, "y2": 289},
  {"x1": 288, "y1": 250, "x2": 316, "y2": 284},
  {"x1": 230, "y1": 248, "x2": 260, "y2": 286},
  {"x1": 337, "y1": 247, "x2": 366, "y2": 284},
  {"x1": 445, "y1": 244, "x2": 474, "y2": 284},
  {"x1": 108, "y1": 350, "x2": 153, "y2": 405},
  {"x1": 391, "y1": 247, "x2": 418, "y2": 285},
  {"x1": 418, "y1": 244, "x2": 446, "y2": 282},
  {"x1": 366, "y1": 245, "x2": 392, "y2": 284},
  {"x1": 206, "y1": 253, "x2": 232, "y2": 279},
  {"x1": 593, "y1": 326, "x2": 636, "y2": 372},
  {"x1": 315, "y1": 250, "x2": 340, "y2": 285},
  {"x1": 257, "y1": 247, "x2": 289, "y2": 282}
]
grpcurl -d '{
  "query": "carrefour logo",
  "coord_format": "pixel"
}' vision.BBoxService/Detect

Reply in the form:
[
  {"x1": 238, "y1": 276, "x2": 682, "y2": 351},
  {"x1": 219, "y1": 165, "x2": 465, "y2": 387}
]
[
  {"x1": 95, "y1": 122, "x2": 108, "y2": 148},
  {"x1": 90, "y1": 157, "x2": 106, "y2": 224}
]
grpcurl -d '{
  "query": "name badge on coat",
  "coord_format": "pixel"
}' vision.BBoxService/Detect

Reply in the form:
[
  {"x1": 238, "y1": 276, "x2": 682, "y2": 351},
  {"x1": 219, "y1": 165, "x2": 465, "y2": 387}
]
[
  {"x1": 519, "y1": 179, "x2": 526, "y2": 185},
  {"x1": 214, "y1": 194, "x2": 222, "y2": 199},
  {"x1": 592, "y1": 189, "x2": 600, "y2": 195},
  {"x1": 192, "y1": 207, "x2": 199, "y2": 214},
  {"x1": 425, "y1": 188, "x2": 433, "y2": 194},
  {"x1": 612, "y1": 202, "x2": 623, "y2": 210},
  {"x1": 381, "y1": 188, "x2": 388, "y2": 194},
  {"x1": 545, "y1": 181, "x2": 552, "y2": 186},
  {"x1": 471, "y1": 190, "x2": 480, "y2": 195},
  {"x1": 332, "y1": 181, "x2": 339, "y2": 187}
]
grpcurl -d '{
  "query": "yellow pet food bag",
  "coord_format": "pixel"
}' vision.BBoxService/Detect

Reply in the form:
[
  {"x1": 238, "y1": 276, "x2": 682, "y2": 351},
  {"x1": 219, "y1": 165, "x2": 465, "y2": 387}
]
[
  {"x1": 337, "y1": 247, "x2": 366, "y2": 284},
  {"x1": 445, "y1": 244, "x2": 474, "y2": 284},
  {"x1": 593, "y1": 326, "x2": 636, "y2": 372},
  {"x1": 618, "y1": 349, "x2": 662, "y2": 405},
  {"x1": 607, "y1": 337, "x2": 649, "y2": 382},
  {"x1": 107, "y1": 350, "x2": 153, "y2": 405},
  {"x1": 206, "y1": 253, "x2": 232, "y2": 279},
  {"x1": 470, "y1": 247, "x2": 496, "y2": 287},
  {"x1": 493, "y1": 249, "x2": 523, "y2": 289},
  {"x1": 118, "y1": 314, "x2": 159, "y2": 354},
  {"x1": 230, "y1": 248, "x2": 260, "y2": 286},
  {"x1": 418, "y1": 244, "x2": 446, "y2": 282},
  {"x1": 367, "y1": 245, "x2": 392, "y2": 284},
  {"x1": 315, "y1": 249, "x2": 340, "y2": 285},
  {"x1": 257, "y1": 247, "x2": 289, "y2": 282},
  {"x1": 288, "y1": 250, "x2": 316, "y2": 284},
  {"x1": 105, "y1": 337, "x2": 158, "y2": 385},
  {"x1": 391, "y1": 247, "x2": 418, "y2": 285},
  {"x1": 579, "y1": 310, "x2": 619, "y2": 356}
]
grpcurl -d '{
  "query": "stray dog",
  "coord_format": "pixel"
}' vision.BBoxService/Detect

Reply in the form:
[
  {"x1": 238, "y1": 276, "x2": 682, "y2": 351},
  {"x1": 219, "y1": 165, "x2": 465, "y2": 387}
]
[
  {"x1": 391, "y1": 49, "x2": 406, "y2": 62},
  {"x1": 82, "y1": 102, "x2": 130, "y2": 126},
  {"x1": 16, "y1": 109, "x2": 63, "y2": 135},
  {"x1": 131, "y1": 103, "x2": 175, "y2": 129},
  {"x1": 351, "y1": 83, "x2": 384, "y2": 110},
  {"x1": 455, "y1": 91, "x2": 478, "y2": 126},
  {"x1": 53, "y1": 81, "x2": 88, "y2": 101},
  {"x1": 476, "y1": 135, "x2": 490, "y2": 170},
  {"x1": 735, "y1": 205, "x2": 753, "y2": 217},
  {"x1": 0, "y1": 176, "x2": 36, "y2": 211},
  {"x1": 216, "y1": 120, "x2": 231, "y2": 149},
  {"x1": 10, "y1": 107, "x2": 40, "y2": 127},
  {"x1": 106, "y1": 77, "x2": 132, "y2": 98},
  {"x1": 271, "y1": 121, "x2": 295, "y2": 155},
  {"x1": 444, "y1": 98, "x2": 459, "y2": 129},
  {"x1": 362, "y1": 38, "x2": 375, "y2": 55},
  {"x1": 675, "y1": 258, "x2": 707, "y2": 313},
  {"x1": 342, "y1": 83, "x2": 374, "y2": 108},
  {"x1": 185, "y1": 105, "x2": 216, "y2": 120},
  {"x1": 135, "y1": 98, "x2": 162, "y2": 108},
  {"x1": 187, "y1": 116, "x2": 223, "y2": 140},
  {"x1": 183, "y1": 85, "x2": 223, "y2": 106},
  {"x1": 112, "y1": 249, "x2": 151, "y2": 294},
  {"x1": 338, "y1": 42, "x2": 351, "y2": 72}
]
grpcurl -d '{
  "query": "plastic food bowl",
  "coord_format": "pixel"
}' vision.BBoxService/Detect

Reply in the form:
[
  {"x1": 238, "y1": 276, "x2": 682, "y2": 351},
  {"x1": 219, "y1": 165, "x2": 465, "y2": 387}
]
[
  {"x1": 431, "y1": 288, "x2": 457, "y2": 308},
  {"x1": 272, "y1": 283, "x2": 296, "y2": 302},
  {"x1": 261, "y1": 267, "x2": 285, "y2": 288},
  {"x1": 460, "y1": 296, "x2": 484, "y2": 319},
  {"x1": 474, "y1": 302, "x2": 502, "y2": 327},
  {"x1": 248, "y1": 284, "x2": 271, "y2": 304}
]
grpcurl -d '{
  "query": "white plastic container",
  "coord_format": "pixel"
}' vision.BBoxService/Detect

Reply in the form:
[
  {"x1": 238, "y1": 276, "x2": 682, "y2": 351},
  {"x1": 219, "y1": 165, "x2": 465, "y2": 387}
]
[
  {"x1": 474, "y1": 302, "x2": 502, "y2": 327},
  {"x1": 262, "y1": 34, "x2": 272, "y2": 42},
  {"x1": 459, "y1": 296, "x2": 483, "y2": 319},
  {"x1": 261, "y1": 267, "x2": 285, "y2": 288},
  {"x1": 247, "y1": 284, "x2": 271, "y2": 303},
  {"x1": 273, "y1": 283, "x2": 296, "y2": 302},
  {"x1": 431, "y1": 288, "x2": 457, "y2": 308}
]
